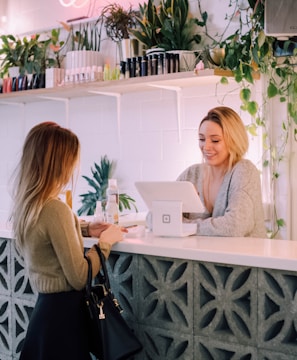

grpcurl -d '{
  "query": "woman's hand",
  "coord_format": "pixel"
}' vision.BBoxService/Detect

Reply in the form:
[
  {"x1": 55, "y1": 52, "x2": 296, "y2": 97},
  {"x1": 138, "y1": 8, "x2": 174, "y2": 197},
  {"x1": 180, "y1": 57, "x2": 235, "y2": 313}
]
[
  {"x1": 99, "y1": 224, "x2": 127, "y2": 246},
  {"x1": 88, "y1": 222, "x2": 110, "y2": 238},
  {"x1": 89, "y1": 221, "x2": 128, "y2": 238}
]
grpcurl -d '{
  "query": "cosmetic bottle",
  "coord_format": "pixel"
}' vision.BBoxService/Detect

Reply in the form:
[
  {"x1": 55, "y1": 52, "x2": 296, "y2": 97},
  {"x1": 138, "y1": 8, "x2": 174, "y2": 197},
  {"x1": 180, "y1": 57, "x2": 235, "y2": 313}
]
[
  {"x1": 138, "y1": 56, "x2": 142, "y2": 77},
  {"x1": 94, "y1": 200, "x2": 104, "y2": 222},
  {"x1": 105, "y1": 194, "x2": 119, "y2": 224},
  {"x1": 12, "y1": 77, "x2": 18, "y2": 92},
  {"x1": 170, "y1": 53, "x2": 176, "y2": 73},
  {"x1": 158, "y1": 54, "x2": 164, "y2": 75},
  {"x1": 152, "y1": 54, "x2": 158, "y2": 75},
  {"x1": 131, "y1": 57, "x2": 137, "y2": 78},
  {"x1": 125, "y1": 58, "x2": 132, "y2": 79},
  {"x1": 141, "y1": 56, "x2": 148, "y2": 76},
  {"x1": 106, "y1": 179, "x2": 119, "y2": 205},
  {"x1": 175, "y1": 53, "x2": 180, "y2": 72},
  {"x1": 120, "y1": 61, "x2": 126, "y2": 80}
]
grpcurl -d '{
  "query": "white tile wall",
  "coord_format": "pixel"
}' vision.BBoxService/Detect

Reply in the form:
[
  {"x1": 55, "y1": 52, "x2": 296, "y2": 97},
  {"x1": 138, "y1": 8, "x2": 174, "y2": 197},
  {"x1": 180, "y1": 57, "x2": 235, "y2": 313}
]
[
  {"x1": 0, "y1": 80, "x2": 263, "y2": 225},
  {"x1": 2, "y1": 0, "x2": 294, "y2": 240}
]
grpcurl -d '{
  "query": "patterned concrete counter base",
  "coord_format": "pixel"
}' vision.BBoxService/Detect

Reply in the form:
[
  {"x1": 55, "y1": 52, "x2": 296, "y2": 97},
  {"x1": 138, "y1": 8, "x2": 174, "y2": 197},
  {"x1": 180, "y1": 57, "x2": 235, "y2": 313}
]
[{"x1": 1, "y1": 232, "x2": 297, "y2": 359}]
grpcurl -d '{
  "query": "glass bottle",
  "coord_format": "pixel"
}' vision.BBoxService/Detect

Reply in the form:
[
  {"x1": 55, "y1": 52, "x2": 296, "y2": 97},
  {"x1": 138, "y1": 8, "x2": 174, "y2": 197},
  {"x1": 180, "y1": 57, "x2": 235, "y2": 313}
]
[
  {"x1": 105, "y1": 194, "x2": 119, "y2": 225},
  {"x1": 94, "y1": 200, "x2": 104, "y2": 222}
]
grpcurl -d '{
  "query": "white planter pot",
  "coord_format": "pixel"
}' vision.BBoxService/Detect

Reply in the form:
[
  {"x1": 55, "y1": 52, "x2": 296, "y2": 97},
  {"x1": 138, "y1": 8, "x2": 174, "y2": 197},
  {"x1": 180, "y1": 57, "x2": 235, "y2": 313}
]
[{"x1": 8, "y1": 66, "x2": 20, "y2": 78}]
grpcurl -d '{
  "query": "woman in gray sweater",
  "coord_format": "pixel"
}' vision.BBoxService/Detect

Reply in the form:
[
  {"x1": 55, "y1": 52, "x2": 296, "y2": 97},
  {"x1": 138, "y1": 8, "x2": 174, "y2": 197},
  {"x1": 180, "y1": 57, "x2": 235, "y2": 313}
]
[{"x1": 177, "y1": 106, "x2": 267, "y2": 238}]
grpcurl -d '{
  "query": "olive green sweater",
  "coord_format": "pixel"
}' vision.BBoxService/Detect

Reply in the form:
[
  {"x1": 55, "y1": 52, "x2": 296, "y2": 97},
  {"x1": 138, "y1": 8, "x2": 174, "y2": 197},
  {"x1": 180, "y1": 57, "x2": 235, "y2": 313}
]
[{"x1": 18, "y1": 198, "x2": 111, "y2": 293}]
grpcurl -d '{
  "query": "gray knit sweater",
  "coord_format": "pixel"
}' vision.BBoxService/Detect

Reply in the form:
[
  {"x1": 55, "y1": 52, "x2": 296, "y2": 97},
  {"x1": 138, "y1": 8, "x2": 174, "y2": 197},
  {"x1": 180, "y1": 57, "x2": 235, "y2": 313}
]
[{"x1": 177, "y1": 159, "x2": 267, "y2": 238}]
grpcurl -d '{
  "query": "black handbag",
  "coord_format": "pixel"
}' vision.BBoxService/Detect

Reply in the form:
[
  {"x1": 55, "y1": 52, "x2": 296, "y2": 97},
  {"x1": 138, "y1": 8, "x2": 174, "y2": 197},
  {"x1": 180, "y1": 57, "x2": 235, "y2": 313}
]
[{"x1": 84, "y1": 245, "x2": 143, "y2": 360}]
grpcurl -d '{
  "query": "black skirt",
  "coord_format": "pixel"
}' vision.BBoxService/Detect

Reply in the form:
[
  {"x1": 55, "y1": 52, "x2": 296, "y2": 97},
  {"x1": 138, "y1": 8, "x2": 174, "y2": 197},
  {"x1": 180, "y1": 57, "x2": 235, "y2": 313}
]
[{"x1": 20, "y1": 290, "x2": 93, "y2": 360}]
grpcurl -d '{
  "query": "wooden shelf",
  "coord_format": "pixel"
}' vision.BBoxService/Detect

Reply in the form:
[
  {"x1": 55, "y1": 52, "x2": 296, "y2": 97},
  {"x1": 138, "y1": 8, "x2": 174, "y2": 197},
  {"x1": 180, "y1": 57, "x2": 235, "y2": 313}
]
[{"x1": 0, "y1": 69, "x2": 231, "y2": 105}]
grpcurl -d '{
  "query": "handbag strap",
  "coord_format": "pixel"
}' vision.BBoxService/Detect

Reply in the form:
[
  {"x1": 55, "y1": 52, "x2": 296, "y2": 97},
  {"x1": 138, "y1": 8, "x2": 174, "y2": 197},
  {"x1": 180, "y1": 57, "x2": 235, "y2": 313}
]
[
  {"x1": 85, "y1": 245, "x2": 111, "y2": 293},
  {"x1": 85, "y1": 255, "x2": 93, "y2": 296},
  {"x1": 94, "y1": 244, "x2": 111, "y2": 291}
]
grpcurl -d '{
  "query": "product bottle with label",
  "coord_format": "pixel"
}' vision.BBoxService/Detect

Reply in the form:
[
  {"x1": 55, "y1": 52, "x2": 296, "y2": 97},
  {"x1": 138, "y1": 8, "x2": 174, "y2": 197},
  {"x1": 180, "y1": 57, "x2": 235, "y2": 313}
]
[
  {"x1": 105, "y1": 179, "x2": 119, "y2": 224},
  {"x1": 94, "y1": 200, "x2": 104, "y2": 222},
  {"x1": 106, "y1": 179, "x2": 119, "y2": 205},
  {"x1": 105, "y1": 194, "x2": 119, "y2": 224}
]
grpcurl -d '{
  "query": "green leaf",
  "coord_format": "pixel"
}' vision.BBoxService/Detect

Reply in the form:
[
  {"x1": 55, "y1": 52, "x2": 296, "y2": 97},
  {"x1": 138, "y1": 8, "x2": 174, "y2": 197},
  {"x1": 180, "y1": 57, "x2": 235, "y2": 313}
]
[
  {"x1": 220, "y1": 76, "x2": 228, "y2": 84},
  {"x1": 276, "y1": 218, "x2": 285, "y2": 227},
  {"x1": 267, "y1": 82, "x2": 278, "y2": 98},
  {"x1": 257, "y1": 30, "x2": 266, "y2": 48},
  {"x1": 247, "y1": 101, "x2": 258, "y2": 116},
  {"x1": 247, "y1": 123, "x2": 258, "y2": 136},
  {"x1": 240, "y1": 88, "x2": 251, "y2": 102}
]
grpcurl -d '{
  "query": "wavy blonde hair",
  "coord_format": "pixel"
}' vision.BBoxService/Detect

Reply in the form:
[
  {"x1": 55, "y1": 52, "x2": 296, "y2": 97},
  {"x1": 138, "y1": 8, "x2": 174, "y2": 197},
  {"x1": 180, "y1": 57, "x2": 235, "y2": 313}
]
[
  {"x1": 199, "y1": 106, "x2": 249, "y2": 170},
  {"x1": 11, "y1": 122, "x2": 80, "y2": 246}
]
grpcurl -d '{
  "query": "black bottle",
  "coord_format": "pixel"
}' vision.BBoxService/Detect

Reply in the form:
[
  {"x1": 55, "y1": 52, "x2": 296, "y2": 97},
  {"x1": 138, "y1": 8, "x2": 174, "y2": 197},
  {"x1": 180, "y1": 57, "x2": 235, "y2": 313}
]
[
  {"x1": 12, "y1": 77, "x2": 18, "y2": 92},
  {"x1": 141, "y1": 56, "x2": 148, "y2": 76},
  {"x1": 152, "y1": 54, "x2": 158, "y2": 75},
  {"x1": 138, "y1": 56, "x2": 142, "y2": 77}
]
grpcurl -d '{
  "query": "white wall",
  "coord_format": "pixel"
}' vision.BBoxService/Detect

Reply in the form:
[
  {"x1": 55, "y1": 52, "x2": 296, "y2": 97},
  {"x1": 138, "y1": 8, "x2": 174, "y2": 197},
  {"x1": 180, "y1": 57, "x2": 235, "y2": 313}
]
[
  {"x1": 0, "y1": 79, "x2": 263, "y2": 224},
  {"x1": 1, "y1": 0, "x2": 294, "y2": 240}
]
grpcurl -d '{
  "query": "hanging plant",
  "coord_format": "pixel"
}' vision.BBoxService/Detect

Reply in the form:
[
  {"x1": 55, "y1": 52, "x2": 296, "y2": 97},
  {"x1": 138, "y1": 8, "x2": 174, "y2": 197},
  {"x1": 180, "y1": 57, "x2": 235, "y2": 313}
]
[{"x1": 199, "y1": 0, "x2": 297, "y2": 238}]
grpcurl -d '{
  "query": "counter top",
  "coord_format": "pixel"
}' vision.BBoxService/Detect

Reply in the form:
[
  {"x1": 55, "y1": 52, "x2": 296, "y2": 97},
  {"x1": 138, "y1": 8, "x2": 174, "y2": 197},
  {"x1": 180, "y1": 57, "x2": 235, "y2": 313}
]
[
  {"x1": 2, "y1": 221, "x2": 297, "y2": 272},
  {"x1": 85, "y1": 231, "x2": 297, "y2": 272}
]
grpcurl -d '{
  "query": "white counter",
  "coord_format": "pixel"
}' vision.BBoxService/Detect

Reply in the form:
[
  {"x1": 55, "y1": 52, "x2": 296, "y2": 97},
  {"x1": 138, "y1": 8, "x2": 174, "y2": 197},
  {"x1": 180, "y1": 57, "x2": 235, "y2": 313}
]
[
  {"x1": 2, "y1": 221, "x2": 297, "y2": 272},
  {"x1": 85, "y1": 231, "x2": 297, "y2": 272}
]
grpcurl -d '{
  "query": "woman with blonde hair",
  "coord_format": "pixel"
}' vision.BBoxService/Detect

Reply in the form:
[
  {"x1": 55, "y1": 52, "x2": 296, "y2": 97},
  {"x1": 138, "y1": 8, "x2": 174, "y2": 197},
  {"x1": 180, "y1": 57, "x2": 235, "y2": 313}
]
[
  {"x1": 10, "y1": 122, "x2": 125, "y2": 359},
  {"x1": 177, "y1": 106, "x2": 266, "y2": 238}
]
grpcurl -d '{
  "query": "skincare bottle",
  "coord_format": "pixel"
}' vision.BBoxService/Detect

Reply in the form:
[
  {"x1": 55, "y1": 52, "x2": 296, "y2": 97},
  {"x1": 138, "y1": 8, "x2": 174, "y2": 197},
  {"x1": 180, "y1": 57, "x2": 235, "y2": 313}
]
[
  {"x1": 105, "y1": 194, "x2": 119, "y2": 224},
  {"x1": 106, "y1": 179, "x2": 119, "y2": 205},
  {"x1": 94, "y1": 200, "x2": 104, "y2": 222}
]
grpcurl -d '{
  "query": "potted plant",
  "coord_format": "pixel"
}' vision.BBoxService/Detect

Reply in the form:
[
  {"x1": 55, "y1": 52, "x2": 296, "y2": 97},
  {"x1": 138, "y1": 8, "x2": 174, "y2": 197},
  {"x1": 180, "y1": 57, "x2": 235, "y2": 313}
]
[
  {"x1": 45, "y1": 28, "x2": 67, "y2": 88},
  {"x1": 129, "y1": 0, "x2": 207, "y2": 70},
  {"x1": 62, "y1": 19, "x2": 103, "y2": 80},
  {"x1": 77, "y1": 155, "x2": 137, "y2": 216},
  {"x1": 0, "y1": 34, "x2": 26, "y2": 78},
  {"x1": 99, "y1": 3, "x2": 139, "y2": 61}
]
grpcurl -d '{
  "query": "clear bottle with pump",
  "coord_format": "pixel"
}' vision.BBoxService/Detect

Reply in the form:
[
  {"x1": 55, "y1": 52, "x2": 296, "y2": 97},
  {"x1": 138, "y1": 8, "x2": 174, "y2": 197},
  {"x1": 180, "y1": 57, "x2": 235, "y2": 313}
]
[
  {"x1": 94, "y1": 200, "x2": 104, "y2": 222},
  {"x1": 105, "y1": 194, "x2": 119, "y2": 224}
]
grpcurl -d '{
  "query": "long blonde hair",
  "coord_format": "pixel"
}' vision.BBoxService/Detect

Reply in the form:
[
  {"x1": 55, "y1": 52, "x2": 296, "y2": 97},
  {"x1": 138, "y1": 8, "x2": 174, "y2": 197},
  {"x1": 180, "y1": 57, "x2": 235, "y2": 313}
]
[
  {"x1": 10, "y1": 122, "x2": 80, "y2": 246},
  {"x1": 199, "y1": 106, "x2": 249, "y2": 170}
]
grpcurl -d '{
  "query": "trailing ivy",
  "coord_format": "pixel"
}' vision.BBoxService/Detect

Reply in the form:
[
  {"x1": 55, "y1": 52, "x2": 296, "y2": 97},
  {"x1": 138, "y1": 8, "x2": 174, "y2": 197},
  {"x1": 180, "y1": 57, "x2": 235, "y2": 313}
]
[{"x1": 199, "y1": 0, "x2": 297, "y2": 238}]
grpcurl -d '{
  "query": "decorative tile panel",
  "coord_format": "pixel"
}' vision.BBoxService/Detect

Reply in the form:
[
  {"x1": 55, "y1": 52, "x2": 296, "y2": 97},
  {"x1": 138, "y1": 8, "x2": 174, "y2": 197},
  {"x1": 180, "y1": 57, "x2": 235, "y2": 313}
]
[
  {"x1": 0, "y1": 295, "x2": 11, "y2": 357},
  {"x1": 11, "y1": 245, "x2": 36, "y2": 299},
  {"x1": 258, "y1": 349, "x2": 297, "y2": 360},
  {"x1": 195, "y1": 336, "x2": 257, "y2": 359},
  {"x1": 194, "y1": 262, "x2": 258, "y2": 346},
  {"x1": 138, "y1": 255, "x2": 194, "y2": 333},
  {"x1": 138, "y1": 325, "x2": 193, "y2": 360},
  {"x1": 258, "y1": 268, "x2": 297, "y2": 356},
  {"x1": 0, "y1": 238, "x2": 10, "y2": 296},
  {"x1": 1, "y1": 236, "x2": 297, "y2": 359},
  {"x1": 106, "y1": 252, "x2": 139, "y2": 322},
  {"x1": 12, "y1": 297, "x2": 35, "y2": 357}
]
